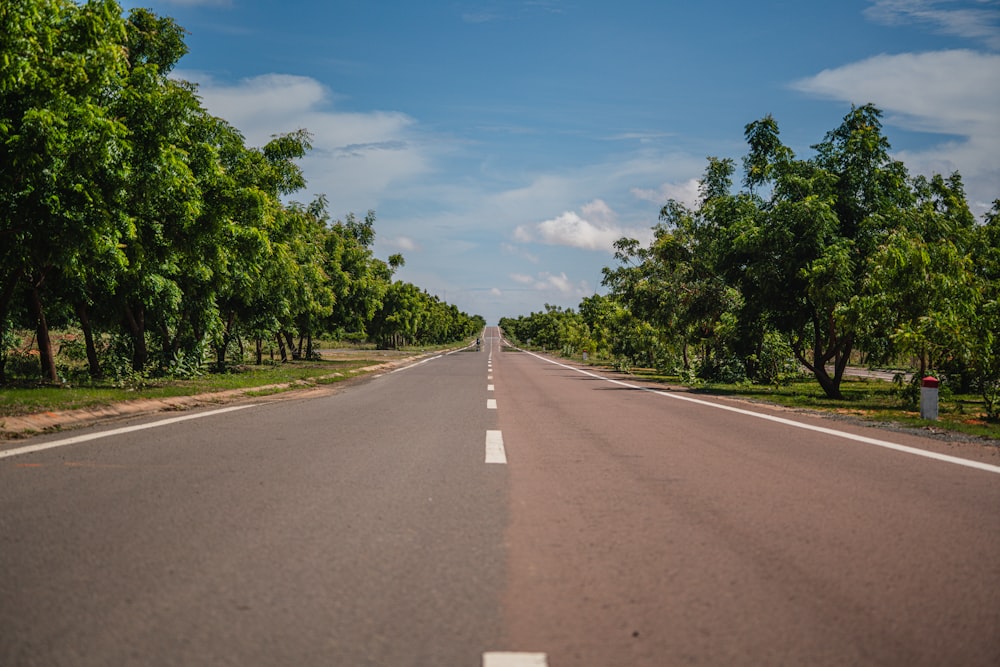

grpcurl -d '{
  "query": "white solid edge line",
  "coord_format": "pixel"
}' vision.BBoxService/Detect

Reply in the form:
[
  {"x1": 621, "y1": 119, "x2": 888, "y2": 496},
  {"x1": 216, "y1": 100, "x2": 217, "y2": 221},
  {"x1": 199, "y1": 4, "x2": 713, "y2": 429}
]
[
  {"x1": 518, "y1": 348, "x2": 1000, "y2": 476},
  {"x1": 483, "y1": 652, "x2": 547, "y2": 666},
  {"x1": 0, "y1": 404, "x2": 258, "y2": 461},
  {"x1": 485, "y1": 430, "x2": 507, "y2": 464},
  {"x1": 389, "y1": 354, "x2": 443, "y2": 373}
]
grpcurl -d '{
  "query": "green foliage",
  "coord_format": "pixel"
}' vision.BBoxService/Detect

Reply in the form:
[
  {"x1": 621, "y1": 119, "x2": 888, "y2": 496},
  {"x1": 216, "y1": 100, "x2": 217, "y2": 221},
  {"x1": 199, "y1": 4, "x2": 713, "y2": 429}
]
[
  {"x1": 502, "y1": 105, "x2": 997, "y2": 423},
  {"x1": 0, "y1": 2, "x2": 484, "y2": 384}
]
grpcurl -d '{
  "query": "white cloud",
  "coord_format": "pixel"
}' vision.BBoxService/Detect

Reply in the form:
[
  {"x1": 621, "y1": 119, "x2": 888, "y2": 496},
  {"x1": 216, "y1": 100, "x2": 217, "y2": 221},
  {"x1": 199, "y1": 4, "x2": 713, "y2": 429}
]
[
  {"x1": 507, "y1": 270, "x2": 588, "y2": 295},
  {"x1": 865, "y1": 0, "x2": 1000, "y2": 49},
  {"x1": 173, "y1": 71, "x2": 432, "y2": 213},
  {"x1": 513, "y1": 199, "x2": 653, "y2": 252},
  {"x1": 793, "y1": 50, "x2": 1000, "y2": 213},
  {"x1": 540, "y1": 271, "x2": 574, "y2": 293},
  {"x1": 385, "y1": 236, "x2": 421, "y2": 252},
  {"x1": 631, "y1": 179, "x2": 701, "y2": 210}
]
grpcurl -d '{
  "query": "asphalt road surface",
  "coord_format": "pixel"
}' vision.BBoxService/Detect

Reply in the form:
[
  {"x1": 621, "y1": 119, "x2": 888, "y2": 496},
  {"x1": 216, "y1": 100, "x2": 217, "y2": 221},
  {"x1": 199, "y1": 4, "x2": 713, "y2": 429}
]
[{"x1": 2, "y1": 326, "x2": 998, "y2": 666}]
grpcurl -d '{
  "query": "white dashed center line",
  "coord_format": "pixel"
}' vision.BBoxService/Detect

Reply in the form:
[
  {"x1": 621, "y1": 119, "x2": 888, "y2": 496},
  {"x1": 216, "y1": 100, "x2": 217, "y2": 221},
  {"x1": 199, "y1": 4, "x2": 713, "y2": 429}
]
[
  {"x1": 485, "y1": 430, "x2": 507, "y2": 464},
  {"x1": 483, "y1": 652, "x2": 547, "y2": 666}
]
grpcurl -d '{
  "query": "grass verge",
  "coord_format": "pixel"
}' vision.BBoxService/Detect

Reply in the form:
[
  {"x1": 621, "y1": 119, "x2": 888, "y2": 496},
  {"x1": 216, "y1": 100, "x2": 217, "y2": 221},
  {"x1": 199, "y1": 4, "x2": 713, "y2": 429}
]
[
  {"x1": 623, "y1": 368, "x2": 1000, "y2": 442},
  {"x1": 0, "y1": 356, "x2": 386, "y2": 419}
]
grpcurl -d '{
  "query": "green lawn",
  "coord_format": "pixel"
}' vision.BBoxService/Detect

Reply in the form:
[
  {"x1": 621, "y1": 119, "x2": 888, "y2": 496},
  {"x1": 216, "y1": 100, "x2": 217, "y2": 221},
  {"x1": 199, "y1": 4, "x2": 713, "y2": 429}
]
[
  {"x1": 0, "y1": 356, "x2": 388, "y2": 419},
  {"x1": 626, "y1": 369, "x2": 1000, "y2": 442}
]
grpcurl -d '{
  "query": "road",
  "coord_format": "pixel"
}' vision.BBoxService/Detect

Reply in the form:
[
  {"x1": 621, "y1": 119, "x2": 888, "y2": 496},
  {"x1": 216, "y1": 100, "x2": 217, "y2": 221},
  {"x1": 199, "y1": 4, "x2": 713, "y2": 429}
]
[{"x1": 1, "y1": 326, "x2": 998, "y2": 666}]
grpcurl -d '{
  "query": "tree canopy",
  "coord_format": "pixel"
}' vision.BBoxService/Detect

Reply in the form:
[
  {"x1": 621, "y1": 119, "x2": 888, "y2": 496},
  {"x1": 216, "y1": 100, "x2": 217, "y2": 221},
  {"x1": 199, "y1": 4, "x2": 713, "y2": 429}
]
[
  {"x1": 1, "y1": 0, "x2": 483, "y2": 384},
  {"x1": 502, "y1": 105, "x2": 999, "y2": 416}
]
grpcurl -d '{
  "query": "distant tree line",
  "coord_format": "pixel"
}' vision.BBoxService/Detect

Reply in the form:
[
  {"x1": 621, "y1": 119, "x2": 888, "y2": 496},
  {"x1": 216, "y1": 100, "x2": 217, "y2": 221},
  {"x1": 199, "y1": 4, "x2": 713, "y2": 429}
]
[
  {"x1": 1, "y1": 0, "x2": 483, "y2": 384},
  {"x1": 501, "y1": 105, "x2": 1000, "y2": 417}
]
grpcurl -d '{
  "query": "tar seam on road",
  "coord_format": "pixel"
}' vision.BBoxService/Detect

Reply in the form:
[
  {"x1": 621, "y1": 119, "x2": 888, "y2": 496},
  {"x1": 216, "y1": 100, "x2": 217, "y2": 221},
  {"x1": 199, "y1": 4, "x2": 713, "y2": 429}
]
[
  {"x1": 520, "y1": 349, "x2": 1000, "y2": 476},
  {"x1": 0, "y1": 405, "x2": 258, "y2": 461}
]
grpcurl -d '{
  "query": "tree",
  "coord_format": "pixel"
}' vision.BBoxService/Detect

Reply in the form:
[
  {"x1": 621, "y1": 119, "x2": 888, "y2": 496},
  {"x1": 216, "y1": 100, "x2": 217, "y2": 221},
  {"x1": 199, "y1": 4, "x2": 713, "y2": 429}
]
[
  {"x1": 736, "y1": 105, "x2": 912, "y2": 398},
  {"x1": 323, "y1": 210, "x2": 387, "y2": 339},
  {"x1": 1, "y1": 0, "x2": 130, "y2": 381},
  {"x1": 966, "y1": 202, "x2": 1000, "y2": 417},
  {"x1": 112, "y1": 8, "x2": 202, "y2": 372},
  {"x1": 855, "y1": 173, "x2": 978, "y2": 377}
]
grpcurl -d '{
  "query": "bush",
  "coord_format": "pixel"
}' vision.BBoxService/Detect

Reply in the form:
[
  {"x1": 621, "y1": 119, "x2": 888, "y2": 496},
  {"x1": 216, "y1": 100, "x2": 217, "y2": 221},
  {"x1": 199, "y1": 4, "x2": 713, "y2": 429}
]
[{"x1": 749, "y1": 331, "x2": 799, "y2": 385}]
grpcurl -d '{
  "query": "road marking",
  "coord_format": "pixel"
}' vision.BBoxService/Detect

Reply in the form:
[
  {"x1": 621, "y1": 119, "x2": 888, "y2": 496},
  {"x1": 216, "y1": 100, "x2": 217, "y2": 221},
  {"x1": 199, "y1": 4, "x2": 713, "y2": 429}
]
[
  {"x1": 487, "y1": 398, "x2": 497, "y2": 410},
  {"x1": 388, "y1": 354, "x2": 442, "y2": 373},
  {"x1": 0, "y1": 405, "x2": 258, "y2": 461},
  {"x1": 483, "y1": 653, "x2": 547, "y2": 666},
  {"x1": 485, "y1": 430, "x2": 507, "y2": 464},
  {"x1": 488, "y1": 384, "x2": 495, "y2": 391},
  {"x1": 488, "y1": 374, "x2": 493, "y2": 380},
  {"x1": 518, "y1": 349, "x2": 1000, "y2": 476}
]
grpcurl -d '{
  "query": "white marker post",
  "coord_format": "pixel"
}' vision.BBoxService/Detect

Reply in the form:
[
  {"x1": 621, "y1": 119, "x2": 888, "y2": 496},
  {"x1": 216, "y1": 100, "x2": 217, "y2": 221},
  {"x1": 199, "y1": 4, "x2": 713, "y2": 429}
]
[{"x1": 920, "y1": 376, "x2": 939, "y2": 421}]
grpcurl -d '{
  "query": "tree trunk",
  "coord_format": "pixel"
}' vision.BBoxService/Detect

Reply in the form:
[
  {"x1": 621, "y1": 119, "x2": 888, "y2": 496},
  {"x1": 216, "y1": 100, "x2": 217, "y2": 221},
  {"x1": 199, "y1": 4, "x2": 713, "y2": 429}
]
[
  {"x1": 284, "y1": 331, "x2": 299, "y2": 360},
  {"x1": 256, "y1": 337, "x2": 263, "y2": 365},
  {"x1": 123, "y1": 303, "x2": 148, "y2": 372},
  {"x1": 811, "y1": 338, "x2": 852, "y2": 400},
  {"x1": 28, "y1": 283, "x2": 58, "y2": 382},
  {"x1": 215, "y1": 311, "x2": 236, "y2": 372},
  {"x1": 75, "y1": 301, "x2": 102, "y2": 379},
  {"x1": 813, "y1": 363, "x2": 844, "y2": 400},
  {"x1": 276, "y1": 332, "x2": 287, "y2": 362},
  {"x1": 0, "y1": 271, "x2": 23, "y2": 384}
]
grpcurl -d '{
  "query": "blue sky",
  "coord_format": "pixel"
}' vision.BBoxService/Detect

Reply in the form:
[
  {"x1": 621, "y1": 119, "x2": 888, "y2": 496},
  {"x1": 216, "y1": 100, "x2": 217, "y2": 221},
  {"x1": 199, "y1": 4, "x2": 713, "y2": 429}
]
[{"x1": 118, "y1": 0, "x2": 1000, "y2": 324}]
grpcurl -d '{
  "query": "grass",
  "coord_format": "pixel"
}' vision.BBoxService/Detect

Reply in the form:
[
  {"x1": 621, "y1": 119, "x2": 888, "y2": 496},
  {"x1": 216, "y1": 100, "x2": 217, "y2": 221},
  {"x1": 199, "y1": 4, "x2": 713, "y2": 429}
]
[
  {"x1": 0, "y1": 357, "x2": 385, "y2": 418},
  {"x1": 7, "y1": 337, "x2": 997, "y2": 444},
  {"x1": 500, "y1": 342, "x2": 1000, "y2": 443},
  {"x1": 1, "y1": 334, "x2": 477, "y2": 421},
  {"x1": 618, "y1": 367, "x2": 1000, "y2": 442}
]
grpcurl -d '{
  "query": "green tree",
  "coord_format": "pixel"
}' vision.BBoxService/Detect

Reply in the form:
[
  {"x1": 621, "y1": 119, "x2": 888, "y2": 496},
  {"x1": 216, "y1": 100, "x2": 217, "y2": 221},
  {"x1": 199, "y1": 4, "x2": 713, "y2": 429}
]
[
  {"x1": 855, "y1": 173, "x2": 978, "y2": 377},
  {"x1": 739, "y1": 105, "x2": 912, "y2": 398},
  {"x1": 0, "y1": 0, "x2": 130, "y2": 381},
  {"x1": 112, "y1": 8, "x2": 204, "y2": 372},
  {"x1": 323, "y1": 210, "x2": 388, "y2": 339},
  {"x1": 967, "y1": 202, "x2": 1000, "y2": 417}
]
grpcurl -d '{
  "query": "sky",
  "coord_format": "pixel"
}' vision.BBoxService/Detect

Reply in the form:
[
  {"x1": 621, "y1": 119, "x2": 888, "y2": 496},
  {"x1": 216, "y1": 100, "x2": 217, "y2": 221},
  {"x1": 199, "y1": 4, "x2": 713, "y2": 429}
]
[{"x1": 117, "y1": 0, "x2": 1000, "y2": 324}]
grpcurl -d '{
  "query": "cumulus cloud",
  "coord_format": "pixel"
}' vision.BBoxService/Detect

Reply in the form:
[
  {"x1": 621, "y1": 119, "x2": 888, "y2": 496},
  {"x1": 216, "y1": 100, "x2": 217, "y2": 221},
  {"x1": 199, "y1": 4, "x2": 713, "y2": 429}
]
[
  {"x1": 793, "y1": 49, "x2": 1000, "y2": 212},
  {"x1": 539, "y1": 271, "x2": 574, "y2": 294},
  {"x1": 631, "y1": 178, "x2": 701, "y2": 210},
  {"x1": 173, "y1": 71, "x2": 431, "y2": 213},
  {"x1": 508, "y1": 272, "x2": 588, "y2": 295},
  {"x1": 513, "y1": 199, "x2": 652, "y2": 252}
]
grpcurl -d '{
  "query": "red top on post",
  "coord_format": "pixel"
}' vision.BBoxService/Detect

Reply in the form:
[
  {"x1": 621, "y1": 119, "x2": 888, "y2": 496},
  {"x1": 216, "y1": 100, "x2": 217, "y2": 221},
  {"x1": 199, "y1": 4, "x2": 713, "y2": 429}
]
[{"x1": 922, "y1": 376, "x2": 940, "y2": 389}]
